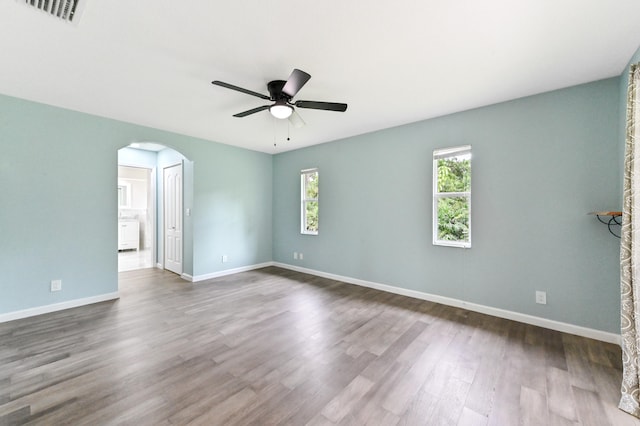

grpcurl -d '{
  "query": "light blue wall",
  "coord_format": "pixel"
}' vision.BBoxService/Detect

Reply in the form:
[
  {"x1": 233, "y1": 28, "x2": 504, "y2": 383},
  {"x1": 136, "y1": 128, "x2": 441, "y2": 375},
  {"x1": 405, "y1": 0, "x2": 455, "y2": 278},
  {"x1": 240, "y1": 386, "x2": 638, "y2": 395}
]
[
  {"x1": 191, "y1": 142, "x2": 272, "y2": 276},
  {"x1": 0, "y1": 94, "x2": 272, "y2": 314},
  {"x1": 0, "y1": 72, "x2": 627, "y2": 334},
  {"x1": 118, "y1": 146, "x2": 158, "y2": 168},
  {"x1": 273, "y1": 78, "x2": 621, "y2": 333}
]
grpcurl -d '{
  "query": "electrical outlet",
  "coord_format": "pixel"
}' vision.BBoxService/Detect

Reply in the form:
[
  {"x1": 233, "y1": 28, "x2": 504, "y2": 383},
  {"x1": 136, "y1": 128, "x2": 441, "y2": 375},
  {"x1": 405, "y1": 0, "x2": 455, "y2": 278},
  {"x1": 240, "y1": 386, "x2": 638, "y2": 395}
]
[
  {"x1": 51, "y1": 279, "x2": 62, "y2": 292},
  {"x1": 293, "y1": 252, "x2": 298, "y2": 260},
  {"x1": 221, "y1": 255, "x2": 228, "y2": 263},
  {"x1": 299, "y1": 253, "x2": 304, "y2": 260},
  {"x1": 535, "y1": 291, "x2": 547, "y2": 305}
]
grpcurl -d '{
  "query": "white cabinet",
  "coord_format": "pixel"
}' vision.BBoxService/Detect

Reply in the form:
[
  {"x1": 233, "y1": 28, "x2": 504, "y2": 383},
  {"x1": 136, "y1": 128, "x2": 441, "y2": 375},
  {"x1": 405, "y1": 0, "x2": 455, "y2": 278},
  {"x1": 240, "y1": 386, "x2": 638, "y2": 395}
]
[{"x1": 118, "y1": 219, "x2": 139, "y2": 251}]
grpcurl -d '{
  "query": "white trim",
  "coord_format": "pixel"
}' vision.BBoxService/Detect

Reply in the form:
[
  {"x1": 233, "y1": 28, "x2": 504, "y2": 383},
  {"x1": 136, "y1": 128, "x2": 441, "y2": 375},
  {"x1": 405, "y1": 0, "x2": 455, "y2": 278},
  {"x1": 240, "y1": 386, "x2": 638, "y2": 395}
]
[
  {"x1": 3, "y1": 265, "x2": 620, "y2": 345},
  {"x1": 433, "y1": 144, "x2": 472, "y2": 159},
  {"x1": 185, "y1": 262, "x2": 275, "y2": 283},
  {"x1": 0, "y1": 292, "x2": 120, "y2": 323},
  {"x1": 433, "y1": 145, "x2": 472, "y2": 248},
  {"x1": 301, "y1": 168, "x2": 319, "y2": 235},
  {"x1": 434, "y1": 192, "x2": 470, "y2": 199},
  {"x1": 273, "y1": 262, "x2": 621, "y2": 346},
  {"x1": 434, "y1": 240, "x2": 472, "y2": 249},
  {"x1": 149, "y1": 167, "x2": 157, "y2": 270}
]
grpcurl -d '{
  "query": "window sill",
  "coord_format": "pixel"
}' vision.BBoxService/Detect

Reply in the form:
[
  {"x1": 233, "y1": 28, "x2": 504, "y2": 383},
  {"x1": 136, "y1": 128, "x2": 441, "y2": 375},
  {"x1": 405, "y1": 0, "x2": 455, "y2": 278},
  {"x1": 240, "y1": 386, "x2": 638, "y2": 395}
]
[{"x1": 433, "y1": 240, "x2": 471, "y2": 248}]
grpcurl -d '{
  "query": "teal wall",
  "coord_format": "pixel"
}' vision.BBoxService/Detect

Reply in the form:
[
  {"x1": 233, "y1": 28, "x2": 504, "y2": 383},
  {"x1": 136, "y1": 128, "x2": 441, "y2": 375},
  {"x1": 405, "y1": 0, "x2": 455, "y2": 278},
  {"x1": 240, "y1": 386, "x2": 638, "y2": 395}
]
[
  {"x1": 190, "y1": 142, "x2": 272, "y2": 276},
  {"x1": 118, "y1": 146, "x2": 158, "y2": 168},
  {"x1": 0, "y1": 94, "x2": 273, "y2": 314},
  {"x1": 273, "y1": 78, "x2": 621, "y2": 333},
  {"x1": 0, "y1": 71, "x2": 629, "y2": 334}
]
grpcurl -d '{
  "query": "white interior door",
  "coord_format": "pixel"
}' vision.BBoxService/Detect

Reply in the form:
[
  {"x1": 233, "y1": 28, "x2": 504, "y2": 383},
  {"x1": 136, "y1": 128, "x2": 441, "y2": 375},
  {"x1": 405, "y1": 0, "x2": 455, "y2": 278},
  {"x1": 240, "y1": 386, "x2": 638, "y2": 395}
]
[{"x1": 164, "y1": 163, "x2": 183, "y2": 274}]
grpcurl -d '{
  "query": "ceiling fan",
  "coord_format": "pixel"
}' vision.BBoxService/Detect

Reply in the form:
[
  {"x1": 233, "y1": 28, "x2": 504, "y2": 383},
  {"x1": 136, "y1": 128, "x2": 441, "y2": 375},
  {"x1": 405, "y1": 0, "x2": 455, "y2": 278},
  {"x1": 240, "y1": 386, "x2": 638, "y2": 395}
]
[{"x1": 212, "y1": 69, "x2": 347, "y2": 127}]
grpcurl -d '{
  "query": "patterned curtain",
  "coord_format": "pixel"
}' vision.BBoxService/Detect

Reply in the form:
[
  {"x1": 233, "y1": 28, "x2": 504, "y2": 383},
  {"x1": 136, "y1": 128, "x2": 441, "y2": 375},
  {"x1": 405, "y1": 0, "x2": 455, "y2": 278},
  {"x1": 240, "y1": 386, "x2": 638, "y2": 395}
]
[{"x1": 620, "y1": 63, "x2": 640, "y2": 417}]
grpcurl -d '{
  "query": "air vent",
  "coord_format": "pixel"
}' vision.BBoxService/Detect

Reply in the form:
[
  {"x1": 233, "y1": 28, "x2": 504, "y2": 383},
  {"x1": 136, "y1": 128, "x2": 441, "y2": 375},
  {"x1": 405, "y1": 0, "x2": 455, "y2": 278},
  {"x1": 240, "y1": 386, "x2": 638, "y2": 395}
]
[{"x1": 17, "y1": 0, "x2": 83, "y2": 23}]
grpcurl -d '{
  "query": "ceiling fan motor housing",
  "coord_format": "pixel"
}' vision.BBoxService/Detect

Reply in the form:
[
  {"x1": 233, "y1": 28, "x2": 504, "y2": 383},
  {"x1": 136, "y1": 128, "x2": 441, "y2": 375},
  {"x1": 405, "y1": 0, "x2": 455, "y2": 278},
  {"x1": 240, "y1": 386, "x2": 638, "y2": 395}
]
[{"x1": 268, "y1": 80, "x2": 290, "y2": 102}]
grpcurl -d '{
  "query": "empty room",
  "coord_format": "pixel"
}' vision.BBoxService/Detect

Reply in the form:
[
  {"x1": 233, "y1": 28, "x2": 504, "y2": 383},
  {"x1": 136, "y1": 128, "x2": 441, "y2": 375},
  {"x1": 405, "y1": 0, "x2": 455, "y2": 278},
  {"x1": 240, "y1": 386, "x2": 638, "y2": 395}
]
[{"x1": 3, "y1": 1, "x2": 640, "y2": 425}]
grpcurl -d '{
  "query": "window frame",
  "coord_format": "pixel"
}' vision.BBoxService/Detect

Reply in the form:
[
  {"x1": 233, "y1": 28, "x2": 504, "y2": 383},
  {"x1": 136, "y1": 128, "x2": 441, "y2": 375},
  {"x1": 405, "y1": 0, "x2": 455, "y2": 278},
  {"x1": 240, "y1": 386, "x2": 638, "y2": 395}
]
[
  {"x1": 301, "y1": 168, "x2": 319, "y2": 235},
  {"x1": 432, "y1": 145, "x2": 472, "y2": 248}
]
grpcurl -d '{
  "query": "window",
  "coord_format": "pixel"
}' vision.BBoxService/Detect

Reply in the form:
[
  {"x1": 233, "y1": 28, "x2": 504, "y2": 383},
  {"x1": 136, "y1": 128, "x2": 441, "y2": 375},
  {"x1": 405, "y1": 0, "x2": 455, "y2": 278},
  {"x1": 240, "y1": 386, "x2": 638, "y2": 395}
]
[
  {"x1": 301, "y1": 168, "x2": 319, "y2": 234},
  {"x1": 433, "y1": 145, "x2": 471, "y2": 247}
]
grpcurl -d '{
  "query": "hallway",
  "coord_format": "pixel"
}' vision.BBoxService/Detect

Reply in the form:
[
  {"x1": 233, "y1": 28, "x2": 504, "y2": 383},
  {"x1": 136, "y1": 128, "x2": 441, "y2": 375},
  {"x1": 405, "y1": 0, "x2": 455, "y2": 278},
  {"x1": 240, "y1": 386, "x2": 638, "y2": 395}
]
[{"x1": 118, "y1": 248, "x2": 153, "y2": 272}]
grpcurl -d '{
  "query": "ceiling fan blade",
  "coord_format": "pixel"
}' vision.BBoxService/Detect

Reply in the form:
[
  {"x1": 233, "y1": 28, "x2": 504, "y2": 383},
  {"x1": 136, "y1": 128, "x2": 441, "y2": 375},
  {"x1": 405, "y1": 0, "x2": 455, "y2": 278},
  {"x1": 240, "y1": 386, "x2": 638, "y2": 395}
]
[
  {"x1": 212, "y1": 80, "x2": 270, "y2": 100},
  {"x1": 233, "y1": 105, "x2": 270, "y2": 117},
  {"x1": 295, "y1": 100, "x2": 348, "y2": 112},
  {"x1": 288, "y1": 109, "x2": 305, "y2": 129},
  {"x1": 282, "y1": 69, "x2": 311, "y2": 98}
]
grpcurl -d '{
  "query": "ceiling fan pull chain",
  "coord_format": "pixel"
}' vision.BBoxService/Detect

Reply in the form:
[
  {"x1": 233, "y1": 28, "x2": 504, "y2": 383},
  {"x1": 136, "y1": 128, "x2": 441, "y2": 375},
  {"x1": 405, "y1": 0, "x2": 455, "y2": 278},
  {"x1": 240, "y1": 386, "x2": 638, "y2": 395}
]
[{"x1": 273, "y1": 116, "x2": 277, "y2": 148}]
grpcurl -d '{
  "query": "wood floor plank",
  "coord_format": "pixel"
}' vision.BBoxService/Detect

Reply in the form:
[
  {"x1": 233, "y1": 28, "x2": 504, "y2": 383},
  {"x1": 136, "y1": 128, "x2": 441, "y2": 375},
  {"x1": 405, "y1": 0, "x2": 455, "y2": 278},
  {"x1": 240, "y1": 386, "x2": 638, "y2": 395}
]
[
  {"x1": 398, "y1": 389, "x2": 439, "y2": 426},
  {"x1": 360, "y1": 320, "x2": 428, "y2": 383},
  {"x1": 563, "y1": 334, "x2": 598, "y2": 392},
  {"x1": 546, "y1": 366, "x2": 578, "y2": 423},
  {"x1": 457, "y1": 406, "x2": 488, "y2": 426},
  {"x1": 345, "y1": 362, "x2": 409, "y2": 425},
  {"x1": 485, "y1": 359, "x2": 521, "y2": 426},
  {"x1": 572, "y1": 385, "x2": 613, "y2": 426},
  {"x1": 305, "y1": 413, "x2": 336, "y2": 426},
  {"x1": 426, "y1": 376, "x2": 472, "y2": 425},
  {"x1": 463, "y1": 355, "x2": 503, "y2": 417},
  {"x1": 382, "y1": 331, "x2": 455, "y2": 416},
  {"x1": 0, "y1": 266, "x2": 637, "y2": 425},
  {"x1": 520, "y1": 385, "x2": 549, "y2": 426},
  {"x1": 320, "y1": 375, "x2": 374, "y2": 423}
]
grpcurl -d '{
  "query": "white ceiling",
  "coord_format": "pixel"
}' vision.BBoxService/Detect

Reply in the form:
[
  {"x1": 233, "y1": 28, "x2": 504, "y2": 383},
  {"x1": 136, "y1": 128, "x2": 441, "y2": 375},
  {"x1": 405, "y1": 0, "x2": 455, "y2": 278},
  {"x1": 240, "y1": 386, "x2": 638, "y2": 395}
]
[{"x1": 1, "y1": 1, "x2": 640, "y2": 154}]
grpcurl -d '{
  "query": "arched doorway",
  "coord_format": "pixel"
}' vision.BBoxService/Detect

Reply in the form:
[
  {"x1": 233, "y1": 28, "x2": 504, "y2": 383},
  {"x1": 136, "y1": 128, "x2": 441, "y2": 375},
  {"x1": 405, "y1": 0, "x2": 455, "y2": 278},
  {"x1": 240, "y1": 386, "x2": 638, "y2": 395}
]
[{"x1": 117, "y1": 142, "x2": 190, "y2": 277}]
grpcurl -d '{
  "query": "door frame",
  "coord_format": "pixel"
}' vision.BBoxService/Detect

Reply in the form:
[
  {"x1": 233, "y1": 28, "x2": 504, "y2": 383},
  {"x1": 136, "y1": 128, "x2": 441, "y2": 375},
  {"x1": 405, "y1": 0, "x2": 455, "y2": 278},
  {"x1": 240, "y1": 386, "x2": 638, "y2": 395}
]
[{"x1": 162, "y1": 162, "x2": 184, "y2": 274}]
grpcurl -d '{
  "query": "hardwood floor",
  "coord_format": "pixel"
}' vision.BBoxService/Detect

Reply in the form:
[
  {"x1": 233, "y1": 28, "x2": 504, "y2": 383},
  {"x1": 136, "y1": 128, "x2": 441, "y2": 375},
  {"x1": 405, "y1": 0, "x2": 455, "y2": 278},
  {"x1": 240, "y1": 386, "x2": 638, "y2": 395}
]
[{"x1": 0, "y1": 266, "x2": 638, "y2": 425}]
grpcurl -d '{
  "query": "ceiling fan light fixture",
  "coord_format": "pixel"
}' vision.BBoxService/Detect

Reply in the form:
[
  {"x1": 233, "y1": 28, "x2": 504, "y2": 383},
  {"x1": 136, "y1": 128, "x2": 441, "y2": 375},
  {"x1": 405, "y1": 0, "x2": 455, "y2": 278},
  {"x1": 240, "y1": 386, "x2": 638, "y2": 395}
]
[
  {"x1": 213, "y1": 69, "x2": 348, "y2": 124},
  {"x1": 270, "y1": 102, "x2": 293, "y2": 119}
]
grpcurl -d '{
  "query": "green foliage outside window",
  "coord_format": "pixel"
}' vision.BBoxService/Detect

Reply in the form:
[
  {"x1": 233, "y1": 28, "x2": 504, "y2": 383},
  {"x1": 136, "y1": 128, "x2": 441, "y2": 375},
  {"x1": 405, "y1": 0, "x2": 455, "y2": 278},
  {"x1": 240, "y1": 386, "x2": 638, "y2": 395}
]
[
  {"x1": 436, "y1": 157, "x2": 470, "y2": 243},
  {"x1": 437, "y1": 158, "x2": 470, "y2": 193},
  {"x1": 306, "y1": 201, "x2": 318, "y2": 232},
  {"x1": 437, "y1": 196, "x2": 469, "y2": 242}
]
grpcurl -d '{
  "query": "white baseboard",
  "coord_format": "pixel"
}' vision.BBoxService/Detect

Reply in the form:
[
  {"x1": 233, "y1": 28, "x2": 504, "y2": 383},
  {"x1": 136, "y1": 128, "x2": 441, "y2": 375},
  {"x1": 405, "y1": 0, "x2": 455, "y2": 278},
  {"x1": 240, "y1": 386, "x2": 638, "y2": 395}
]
[
  {"x1": 185, "y1": 262, "x2": 275, "y2": 283},
  {"x1": 5, "y1": 264, "x2": 619, "y2": 345},
  {"x1": 273, "y1": 262, "x2": 621, "y2": 345},
  {"x1": 0, "y1": 292, "x2": 120, "y2": 323}
]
